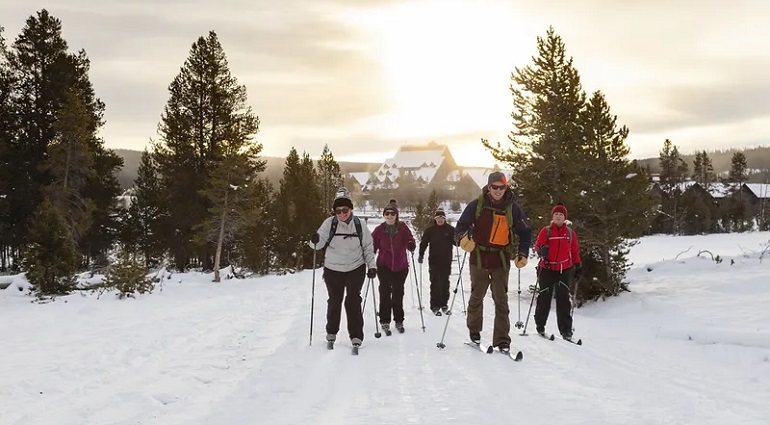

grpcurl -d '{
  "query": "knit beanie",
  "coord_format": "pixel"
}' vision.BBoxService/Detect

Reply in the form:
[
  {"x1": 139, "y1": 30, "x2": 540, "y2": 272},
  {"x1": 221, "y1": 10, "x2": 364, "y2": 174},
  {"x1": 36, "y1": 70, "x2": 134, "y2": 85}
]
[
  {"x1": 434, "y1": 208, "x2": 446, "y2": 218},
  {"x1": 551, "y1": 203, "x2": 568, "y2": 219},
  {"x1": 332, "y1": 187, "x2": 354, "y2": 209},
  {"x1": 383, "y1": 199, "x2": 399, "y2": 216}
]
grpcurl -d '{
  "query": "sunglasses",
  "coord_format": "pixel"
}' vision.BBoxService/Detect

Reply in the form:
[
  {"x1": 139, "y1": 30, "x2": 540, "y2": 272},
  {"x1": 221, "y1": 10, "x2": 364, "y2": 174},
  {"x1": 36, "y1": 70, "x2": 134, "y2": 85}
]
[
  {"x1": 335, "y1": 207, "x2": 350, "y2": 215},
  {"x1": 490, "y1": 184, "x2": 507, "y2": 191},
  {"x1": 384, "y1": 211, "x2": 397, "y2": 217}
]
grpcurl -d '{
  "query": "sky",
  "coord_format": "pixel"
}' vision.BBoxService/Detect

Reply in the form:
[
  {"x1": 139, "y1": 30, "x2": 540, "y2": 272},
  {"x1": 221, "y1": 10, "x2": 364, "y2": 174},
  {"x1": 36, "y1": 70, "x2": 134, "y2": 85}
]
[{"x1": 1, "y1": 0, "x2": 769, "y2": 167}]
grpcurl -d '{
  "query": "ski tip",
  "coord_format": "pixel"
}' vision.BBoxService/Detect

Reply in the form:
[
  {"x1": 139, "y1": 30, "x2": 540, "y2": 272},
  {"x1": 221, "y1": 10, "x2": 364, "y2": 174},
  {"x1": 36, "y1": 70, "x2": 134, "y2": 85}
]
[
  {"x1": 486, "y1": 345, "x2": 494, "y2": 354},
  {"x1": 515, "y1": 351, "x2": 523, "y2": 361},
  {"x1": 549, "y1": 334, "x2": 555, "y2": 341},
  {"x1": 577, "y1": 339, "x2": 583, "y2": 345}
]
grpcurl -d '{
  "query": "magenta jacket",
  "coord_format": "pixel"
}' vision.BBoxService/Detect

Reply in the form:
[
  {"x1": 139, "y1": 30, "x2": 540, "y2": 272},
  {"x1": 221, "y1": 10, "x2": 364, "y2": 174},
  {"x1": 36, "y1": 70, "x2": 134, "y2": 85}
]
[{"x1": 372, "y1": 222, "x2": 415, "y2": 272}]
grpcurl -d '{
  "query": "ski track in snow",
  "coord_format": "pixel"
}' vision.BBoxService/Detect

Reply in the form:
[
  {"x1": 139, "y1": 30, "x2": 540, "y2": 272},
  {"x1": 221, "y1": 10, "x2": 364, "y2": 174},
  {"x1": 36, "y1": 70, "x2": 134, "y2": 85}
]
[{"x1": 1, "y1": 232, "x2": 769, "y2": 424}]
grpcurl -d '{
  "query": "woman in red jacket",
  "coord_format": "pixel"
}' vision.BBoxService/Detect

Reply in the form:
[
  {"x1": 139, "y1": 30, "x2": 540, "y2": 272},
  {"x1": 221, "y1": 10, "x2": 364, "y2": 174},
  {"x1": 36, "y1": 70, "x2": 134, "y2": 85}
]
[{"x1": 533, "y1": 203, "x2": 582, "y2": 341}]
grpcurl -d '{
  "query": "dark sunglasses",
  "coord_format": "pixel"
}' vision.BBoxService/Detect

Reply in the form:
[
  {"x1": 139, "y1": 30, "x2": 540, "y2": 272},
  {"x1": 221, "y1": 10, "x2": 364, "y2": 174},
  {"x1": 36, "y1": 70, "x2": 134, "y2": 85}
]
[
  {"x1": 384, "y1": 211, "x2": 397, "y2": 216},
  {"x1": 490, "y1": 184, "x2": 507, "y2": 191},
  {"x1": 335, "y1": 207, "x2": 350, "y2": 215}
]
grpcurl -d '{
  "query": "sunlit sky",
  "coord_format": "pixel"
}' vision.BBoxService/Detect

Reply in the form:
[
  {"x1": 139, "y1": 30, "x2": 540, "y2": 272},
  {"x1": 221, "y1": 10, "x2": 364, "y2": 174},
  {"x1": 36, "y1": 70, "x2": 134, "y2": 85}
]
[{"x1": 2, "y1": 0, "x2": 769, "y2": 166}]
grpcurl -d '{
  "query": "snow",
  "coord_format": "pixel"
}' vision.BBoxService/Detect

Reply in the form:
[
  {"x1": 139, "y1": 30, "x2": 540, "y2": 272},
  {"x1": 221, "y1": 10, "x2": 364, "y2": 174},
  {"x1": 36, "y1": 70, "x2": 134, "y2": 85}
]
[{"x1": 1, "y1": 231, "x2": 769, "y2": 424}]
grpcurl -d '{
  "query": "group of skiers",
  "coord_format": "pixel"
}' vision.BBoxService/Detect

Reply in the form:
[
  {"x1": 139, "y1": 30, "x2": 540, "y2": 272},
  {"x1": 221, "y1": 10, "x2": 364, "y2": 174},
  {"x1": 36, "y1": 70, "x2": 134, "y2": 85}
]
[{"x1": 310, "y1": 174, "x2": 582, "y2": 353}]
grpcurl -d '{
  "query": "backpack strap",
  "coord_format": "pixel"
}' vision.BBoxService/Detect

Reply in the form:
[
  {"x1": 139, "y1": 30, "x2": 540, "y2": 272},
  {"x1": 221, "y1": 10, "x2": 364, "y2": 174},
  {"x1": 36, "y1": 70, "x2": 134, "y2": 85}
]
[{"x1": 324, "y1": 216, "x2": 363, "y2": 250}]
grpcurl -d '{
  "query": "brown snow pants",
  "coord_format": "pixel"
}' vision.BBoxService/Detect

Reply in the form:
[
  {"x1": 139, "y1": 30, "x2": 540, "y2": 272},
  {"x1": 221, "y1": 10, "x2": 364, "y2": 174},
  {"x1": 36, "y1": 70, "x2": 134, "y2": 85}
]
[{"x1": 466, "y1": 263, "x2": 510, "y2": 346}]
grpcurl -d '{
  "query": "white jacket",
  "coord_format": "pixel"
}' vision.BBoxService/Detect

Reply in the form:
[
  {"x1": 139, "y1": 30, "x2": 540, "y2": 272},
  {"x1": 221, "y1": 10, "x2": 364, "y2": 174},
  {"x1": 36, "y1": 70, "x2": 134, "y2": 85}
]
[{"x1": 310, "y1": 215, "x2": 376, "y2": 272}]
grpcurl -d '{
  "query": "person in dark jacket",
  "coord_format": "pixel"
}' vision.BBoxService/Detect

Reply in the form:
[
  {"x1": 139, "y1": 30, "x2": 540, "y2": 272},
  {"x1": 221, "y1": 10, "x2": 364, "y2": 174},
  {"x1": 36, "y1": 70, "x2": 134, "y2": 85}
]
[
  {"x1": 534, "y1": 203, "x2": 582, "y2": 341},
  {"x1": 418, "y1": 208, "x2": 456, "y2": 315},
  {"x1": 371, "y1": 199, "x2": 416, "y2": 334},
  {"x1": 455, "y1": 172, "x2": 532, "y2": 353}
]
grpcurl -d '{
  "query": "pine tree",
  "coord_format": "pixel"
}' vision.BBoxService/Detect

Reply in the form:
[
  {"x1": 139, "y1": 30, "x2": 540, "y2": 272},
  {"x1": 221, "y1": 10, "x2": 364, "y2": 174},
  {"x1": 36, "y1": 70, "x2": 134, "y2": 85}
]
[
  {"x1": 692, "y1": 151, "x2": 704, "y2": 183},
  {"x1": 273, "y1": 148, "x2": 325, "y2": 270},
  {"x1": 196, "y1": 137, "x2": 266, "y2": 282},
  {"x1": 42, "y1": 90, "x2": 97, "y2": 241},
  {"x1": 0, "y1": 26, "x2": 15, "y2": 270},
  {"x1": 105, "y1": 250, "x2": 153, "y2": 299},
  {"x1": 483, "y1": 28, "x2": 654, "y2": 301},
  {"x1": 725, "y1": 152, "x2": 751, "y2": 231},
  {"x1": 152, "y1": 31, "x2": 259, "y2": 270},
  {"x1": 130, "y1": 151, "x2": 169, "y2": 267},
  {"x1": 316, "y1": 144, "x2": 343, "y2": 213},
  {"x1": 482, "y1": 27, "x2": 586, "y2": 227},
  {"x1": 573, "y1": 91, "x2": 656, "y2": 296},
  {"x1": 3, "y1": 10, "x2": 106, "y2": 265},
  {"x1": 412, "y1": 189, "x2": 440, "y2": 235},
  {"x1": 657, "y1": 139, "x2": 689, "y2": 234},
  {"x1": 238, "y1": 178, "x2": 274, "y2": 274},
  {"x1": 22, "y1": 199, "x2": 79, "y2": 296}
]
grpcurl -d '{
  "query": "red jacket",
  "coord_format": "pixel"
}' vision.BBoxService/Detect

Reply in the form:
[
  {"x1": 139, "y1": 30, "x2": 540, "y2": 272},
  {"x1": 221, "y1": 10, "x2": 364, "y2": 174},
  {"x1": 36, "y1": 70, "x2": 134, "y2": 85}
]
[{"x1": 535, "y1": 223, "x2": 581, "y2": 272}]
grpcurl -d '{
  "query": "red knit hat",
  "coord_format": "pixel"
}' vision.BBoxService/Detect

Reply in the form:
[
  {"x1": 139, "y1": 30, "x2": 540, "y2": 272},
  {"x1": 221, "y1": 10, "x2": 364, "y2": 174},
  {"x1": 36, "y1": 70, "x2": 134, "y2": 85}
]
[{"x1": 551, "y1": 203, "x2": 567, "y2": 219}]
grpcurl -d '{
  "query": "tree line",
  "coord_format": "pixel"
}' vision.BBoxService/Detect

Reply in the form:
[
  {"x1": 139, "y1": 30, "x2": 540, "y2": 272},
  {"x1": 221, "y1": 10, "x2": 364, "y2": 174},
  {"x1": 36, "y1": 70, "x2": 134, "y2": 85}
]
[{"x1": 0, "y1": 11, "x2": 344, "y2": 296}]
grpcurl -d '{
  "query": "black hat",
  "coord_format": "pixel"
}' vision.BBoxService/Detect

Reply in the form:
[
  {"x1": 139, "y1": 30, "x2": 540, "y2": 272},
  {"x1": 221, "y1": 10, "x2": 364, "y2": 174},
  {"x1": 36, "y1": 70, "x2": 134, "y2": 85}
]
[
  {"x1": 333, "y1": 187, "x2": 353, "y2": 209},
  {"x1": 487, "y1": 171, "x2": 507, "y2": 186},
  {"x1": 434, "y1": 208, "x2": 446, "y2": 218}
]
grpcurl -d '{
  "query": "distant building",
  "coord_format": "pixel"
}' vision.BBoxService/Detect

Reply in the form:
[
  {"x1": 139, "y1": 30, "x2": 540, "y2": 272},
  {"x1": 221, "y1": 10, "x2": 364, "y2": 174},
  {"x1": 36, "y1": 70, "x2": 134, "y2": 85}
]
[{"x1": 344, "y1": 142, "x2": 513, "y2": 201}]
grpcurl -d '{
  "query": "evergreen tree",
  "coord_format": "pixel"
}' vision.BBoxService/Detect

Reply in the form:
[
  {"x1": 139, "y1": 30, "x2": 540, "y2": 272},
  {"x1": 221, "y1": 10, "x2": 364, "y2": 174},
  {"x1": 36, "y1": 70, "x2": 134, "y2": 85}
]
[
  {"x1": 483, "y1": 28, "x2": 654, "y2": 301},
  {"x1": 728, "y1": 152, "x2": 748, "y2": 184},
  {"x1": 105, "y1": 250, "x2": 153, "y2": 299},
  {"x1": 692, "y1": 151, "x2": 704, "y2": 183},
  {"x1": 196, "y1": 133, "x2": 266, "y2": 282},
  {"x1": 3, "y1": 10, "x2": 105, "y2": 264},
  {"x1": 152, "y1": 31, "x2": 259, "y2": 270},
  {"x1": 412, "y1": 189, "x2": 440, "y2": 236},
  {"x1": 657, "y1": 139, "x2": 689, "y2": 234},
  {"x1": 725, "y1": 152, "x2": 751, "y2": 231},
  {"x1": 130, "y1": 150, "x2": 169, "y2": 267},
  {"x1": 316, "y1": 144, "x2": 343, "y2": 214},
  {"x1": 0, "y1": 26, "x2": 15, "y2": 270},
  {"x1": 273, "y1": 148, "x2": 325, "y2": 270},
  {"x1": 238, "y1": 178, "x2": 275, "y2": 274},
  {"x1": 573, "y1": 91, "x2": 656, "y2": 296},
  {"x1": 42, "y1": 90, "x2": 97, "y2": 241},
  {"x1": 483, "y1": 26, "x2": 586, "y2": 224},
  {"x1": 692, "y1": 150, "x2": 716, "y2": 188},
  {"x1": 22, "y1": 199, "x2": 79, "y2": 296}
]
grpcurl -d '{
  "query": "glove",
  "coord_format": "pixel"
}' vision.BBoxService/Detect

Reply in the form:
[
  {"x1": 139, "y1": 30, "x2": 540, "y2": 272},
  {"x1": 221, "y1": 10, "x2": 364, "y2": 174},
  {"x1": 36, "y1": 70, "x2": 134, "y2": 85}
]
[
  {"x1": 459, "y1": 233, "x2": 475, "y2": 253},
  {"x1": 418, "y1": 255, "x2": 424, "y2": 264},
  {"x1": 407, "y1": 240, "x2": 416, "y2": 252},
  {"x1": 367, "y1": 268, "x2": 377, "y2": 279},
  {"x1": 573, "y1": 263, "x2": 583, "y2": 281},
  {"x1": 537, "y1": 245, "x2": 549, "y2": 259},
  {"x1": 514, "y1": 253, "x2": 528, "y2": 269},
  {"x1": 310, "y1": 233, "x2": 320, "y2": 245}
]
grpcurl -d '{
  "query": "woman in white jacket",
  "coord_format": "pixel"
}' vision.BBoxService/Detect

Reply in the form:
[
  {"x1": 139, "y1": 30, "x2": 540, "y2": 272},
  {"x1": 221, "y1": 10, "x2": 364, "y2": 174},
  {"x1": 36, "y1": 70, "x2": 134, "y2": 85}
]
[{"x1": 310, "y1": 188, "x2": 377, "y2": 349}]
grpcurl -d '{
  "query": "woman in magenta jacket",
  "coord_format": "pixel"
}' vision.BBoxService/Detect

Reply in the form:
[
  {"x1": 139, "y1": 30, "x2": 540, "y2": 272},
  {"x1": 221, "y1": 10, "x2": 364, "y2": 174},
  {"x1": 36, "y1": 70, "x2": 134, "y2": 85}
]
[
  {"x1": 372, "y1": 199, "x2": 416, "y2": 334},
  {"x1": 533, "y1": 203, "x2": 582, "y2": 341}
]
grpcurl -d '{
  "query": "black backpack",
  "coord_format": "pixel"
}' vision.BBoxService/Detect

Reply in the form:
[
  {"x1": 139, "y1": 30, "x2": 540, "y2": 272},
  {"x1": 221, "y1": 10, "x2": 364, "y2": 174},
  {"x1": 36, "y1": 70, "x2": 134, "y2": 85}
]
[{"x1": 324, "y1": 216, "x2": 363, "y2": 249}]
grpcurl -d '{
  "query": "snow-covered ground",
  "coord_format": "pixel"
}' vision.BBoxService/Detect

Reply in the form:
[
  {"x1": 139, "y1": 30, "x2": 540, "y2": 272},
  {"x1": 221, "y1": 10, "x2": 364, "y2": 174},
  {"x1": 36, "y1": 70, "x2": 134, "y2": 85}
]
[{"x1": 1, "y1": 231, "x2": 769, "y2": 425}]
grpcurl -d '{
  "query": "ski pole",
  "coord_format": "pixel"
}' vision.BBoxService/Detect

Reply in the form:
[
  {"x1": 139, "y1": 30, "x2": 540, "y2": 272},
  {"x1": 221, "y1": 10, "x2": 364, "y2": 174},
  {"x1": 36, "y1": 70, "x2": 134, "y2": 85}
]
[
  {"x1": 309, "y1": 244, "x2": 317, "y2": 346},
  {"x1": 570, "y1": 273, "x2": 582, "y2": 333},
  {"x1": 456, "y1": 247, "x2": 467, "y2": 315},
  {"x1": 410, "y1": 252, "x2": 426, "y2": 331},
  {"x1": 520, "y1": 270, "x2": 539, "y2": 336},
  {"x1": 514, "y1": 268, "x2": 523, "y2": 329},
  {"x1": 436, "y1": 250, "x2": 467, "y2": 349},
  {"x1": 362, "y1": 275, "x2": 370, "y2": 312},
  {"x1": 370, "y1": 277, "x2": 382, "y2": 338},
  {"x1": 410, "y1": 263, "x2": 416, "y2": 309}
]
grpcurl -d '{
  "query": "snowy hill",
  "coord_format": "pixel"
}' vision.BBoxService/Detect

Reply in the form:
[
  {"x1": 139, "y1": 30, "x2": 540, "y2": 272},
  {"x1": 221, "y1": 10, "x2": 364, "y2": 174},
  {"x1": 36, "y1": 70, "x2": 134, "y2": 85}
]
[{"x1": 1, "y1": 232, "x2": 769, "y2": 425}]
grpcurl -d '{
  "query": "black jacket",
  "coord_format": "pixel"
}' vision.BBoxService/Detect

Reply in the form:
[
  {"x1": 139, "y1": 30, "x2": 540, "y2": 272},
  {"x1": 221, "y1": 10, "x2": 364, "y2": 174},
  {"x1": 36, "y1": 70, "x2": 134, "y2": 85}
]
[{"x1": 419, "y1": 221, "x2": 457, "y2": 265}]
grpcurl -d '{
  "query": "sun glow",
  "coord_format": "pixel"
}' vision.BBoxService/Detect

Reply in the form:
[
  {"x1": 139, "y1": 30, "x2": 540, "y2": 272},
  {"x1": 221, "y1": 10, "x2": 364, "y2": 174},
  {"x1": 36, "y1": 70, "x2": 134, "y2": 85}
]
[{"x1": 345, "y1": 1, "x2": 532, "y2": 165}]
